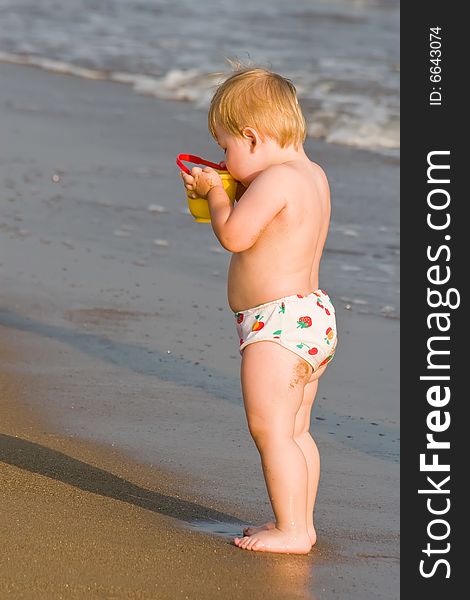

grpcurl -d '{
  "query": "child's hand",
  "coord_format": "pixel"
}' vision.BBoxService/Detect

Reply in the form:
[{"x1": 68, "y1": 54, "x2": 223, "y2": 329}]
[{"x1": 181, "y1": 166, "x2": 223, "y2": 199}]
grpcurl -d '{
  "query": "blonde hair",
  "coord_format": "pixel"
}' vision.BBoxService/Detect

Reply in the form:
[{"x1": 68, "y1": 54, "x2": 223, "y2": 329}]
[{"x1": 208, "y1": 60, "x2": 307, "y2": 150}]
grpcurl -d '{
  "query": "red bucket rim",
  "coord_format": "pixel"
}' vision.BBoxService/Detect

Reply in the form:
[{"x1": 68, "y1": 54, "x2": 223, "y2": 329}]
[{"x1": 176, "y1": 153, "x2": 227, "y2": 174}]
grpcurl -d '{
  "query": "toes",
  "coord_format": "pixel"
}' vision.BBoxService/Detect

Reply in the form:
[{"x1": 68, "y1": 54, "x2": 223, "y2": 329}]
[
  {"x1": 235, "y1": 535, "x2": 265, "y2": 551},
  {"x1": 246, "y1": 536, "x2": 258, "y2": 550},
  {"x1": 250, "y1": 538, "x2": 262, "y2": 551},
  {"x1": 241, "y1": 536, "x2": 252, "y2": 549}
]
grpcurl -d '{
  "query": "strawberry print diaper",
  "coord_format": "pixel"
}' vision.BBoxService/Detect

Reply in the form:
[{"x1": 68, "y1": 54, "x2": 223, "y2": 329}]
[{"x1": 234, "y1": 290, "x2": 337, "y2": 372}]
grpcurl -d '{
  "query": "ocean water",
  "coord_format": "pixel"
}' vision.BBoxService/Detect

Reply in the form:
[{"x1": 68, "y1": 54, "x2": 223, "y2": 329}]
[
  {"x1": 0, "y1": 2, "x2": 399, "y2": 319},
  {"x1": 0, "y1": 0, "x2": 399, "y2": 155}
]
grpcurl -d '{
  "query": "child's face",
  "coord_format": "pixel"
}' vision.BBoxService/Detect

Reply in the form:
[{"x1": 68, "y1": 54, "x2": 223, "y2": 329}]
[{"x1": 214, "y1": 125, "x2": 262, "y2": 186}]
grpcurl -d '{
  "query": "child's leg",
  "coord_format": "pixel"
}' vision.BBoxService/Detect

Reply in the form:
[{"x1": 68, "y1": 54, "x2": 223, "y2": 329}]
[
  {"x1": 243, "y1": 380, "x2": 321, "y2": 544},
  {"x1": 234, "y1": 341, "x2": 312, "y2": 554},
  {"x1": 293, "y1": 380, "x2": 320, "y2": 542}
]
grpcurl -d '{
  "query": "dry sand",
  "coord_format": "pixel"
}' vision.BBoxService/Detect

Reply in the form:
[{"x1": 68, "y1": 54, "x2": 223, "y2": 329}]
[{"x1": 0, "y1": 62, "x2": 399, "y2": 599}]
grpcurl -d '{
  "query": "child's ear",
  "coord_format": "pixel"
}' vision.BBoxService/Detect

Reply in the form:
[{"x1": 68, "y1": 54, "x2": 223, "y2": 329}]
[{"x1": 242, "y1": 127, "x2": 260, "y2": 149}]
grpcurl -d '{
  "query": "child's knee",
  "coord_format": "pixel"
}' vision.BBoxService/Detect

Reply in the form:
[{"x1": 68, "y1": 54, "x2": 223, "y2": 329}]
[
  {"x1": 246, "y1": 415, "x2": 271, "y2": 444},
  {"x1": 247, "y1": 416, "x2": 291, "y2": 447}
]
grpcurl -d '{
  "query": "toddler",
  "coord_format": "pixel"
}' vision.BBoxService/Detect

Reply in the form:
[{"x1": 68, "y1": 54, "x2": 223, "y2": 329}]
[{"x1": 181, "y1": 66, "x2": 337, "y2": 554}]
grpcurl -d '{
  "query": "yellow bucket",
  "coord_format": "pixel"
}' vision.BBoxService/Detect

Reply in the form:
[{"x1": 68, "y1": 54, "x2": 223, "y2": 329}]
[
  {"x1": 186, "y1": 171, "x2": 237, "y2": 223},
  {"x1": 177, "y1": 154, "x2": 237, "y2": 223}
]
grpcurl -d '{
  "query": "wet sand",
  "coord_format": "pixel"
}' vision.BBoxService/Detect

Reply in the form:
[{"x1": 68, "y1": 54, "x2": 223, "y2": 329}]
[
  {"x1": 0, "y1": 62, "x2": 399, "y2": 598},
  {"x1": 2, "y1": 324, "x2": 331, "y2": 600}
]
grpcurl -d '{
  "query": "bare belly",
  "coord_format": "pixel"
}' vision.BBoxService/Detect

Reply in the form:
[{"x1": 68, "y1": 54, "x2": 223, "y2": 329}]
[{"x1": 227, "y1": 254, "x2": 318, "y2": 313}]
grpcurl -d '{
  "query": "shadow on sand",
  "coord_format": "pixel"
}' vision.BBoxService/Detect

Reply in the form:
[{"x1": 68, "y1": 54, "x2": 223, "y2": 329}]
[{"x1": 0, "y1": 433, "x2": 245, "y2": 532}]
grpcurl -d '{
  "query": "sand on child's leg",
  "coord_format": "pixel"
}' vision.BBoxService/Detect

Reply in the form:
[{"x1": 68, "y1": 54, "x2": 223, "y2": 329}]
[{"x1": 234, "y1": 341, "x2": 315, "y2": 554}]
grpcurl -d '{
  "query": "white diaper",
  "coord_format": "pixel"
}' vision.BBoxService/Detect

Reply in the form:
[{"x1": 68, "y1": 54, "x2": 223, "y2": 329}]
[{"x1": 234, "y1": 290, "x2": 337, "y2": 372}]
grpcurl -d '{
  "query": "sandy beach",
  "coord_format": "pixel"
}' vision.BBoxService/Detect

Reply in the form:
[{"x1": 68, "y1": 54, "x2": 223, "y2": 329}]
[{"x1": 0, "y1": 63, "x2": 399, "y2": 599}]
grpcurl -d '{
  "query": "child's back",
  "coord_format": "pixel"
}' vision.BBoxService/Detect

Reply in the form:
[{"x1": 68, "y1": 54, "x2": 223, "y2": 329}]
[{"x1": 228, "y1": 157, "x2": 330, "y2": 313}]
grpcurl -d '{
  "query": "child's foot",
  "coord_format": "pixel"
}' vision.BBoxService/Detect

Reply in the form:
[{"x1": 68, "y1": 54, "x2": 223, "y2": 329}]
[
  {"x1": 243, "y1": 521, "x2": 317, "y2": 545},
  {"x1": 234, "y1": 528, "x2": 312, "y2": 554}
]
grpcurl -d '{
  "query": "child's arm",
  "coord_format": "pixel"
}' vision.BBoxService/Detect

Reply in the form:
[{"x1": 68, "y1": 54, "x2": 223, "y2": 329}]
[
  {"x1": 212, "y1": 164, "x2": 288, "y2": 253},
  {"x1": 182, "y1": 165, "x2": 288, "y2": 252}
]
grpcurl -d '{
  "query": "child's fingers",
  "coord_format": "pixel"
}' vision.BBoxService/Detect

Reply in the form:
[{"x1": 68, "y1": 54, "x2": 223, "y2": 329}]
[
  {"x1": 180, "y1": 173, "x2": 196, "y2": 194},
  {"x1": 181, "y1": 172, "x2": 194, "y2": 185}
]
